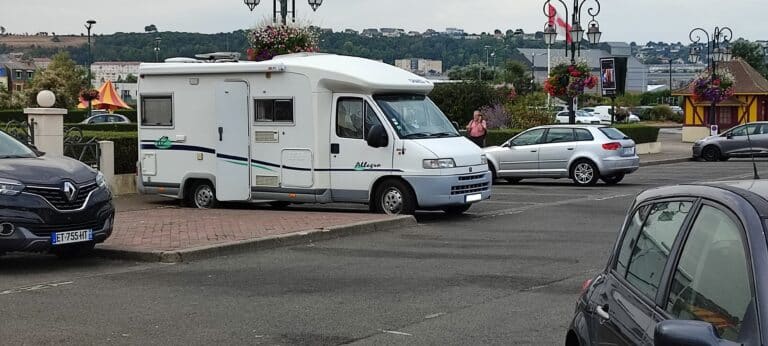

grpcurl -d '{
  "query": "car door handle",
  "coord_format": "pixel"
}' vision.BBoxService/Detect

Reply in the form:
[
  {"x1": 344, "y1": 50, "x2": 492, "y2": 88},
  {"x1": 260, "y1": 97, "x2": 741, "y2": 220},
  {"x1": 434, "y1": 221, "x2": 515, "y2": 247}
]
[
  {"x1": 567, "y1": 148, "x2": 575, "y2": 151},
  {"x1": 218, "y1": 127, "x2": 223, "y2": 141},
  {"x1": 530, "y1": 150, "x2": 537, "y2": 153},
  {"x1": 596, "y1": 305, "x2": 610, "y2": 321}
]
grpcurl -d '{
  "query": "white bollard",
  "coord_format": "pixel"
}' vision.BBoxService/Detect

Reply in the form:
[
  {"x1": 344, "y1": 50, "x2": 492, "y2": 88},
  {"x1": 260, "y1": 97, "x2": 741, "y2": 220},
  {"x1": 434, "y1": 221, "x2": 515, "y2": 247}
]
[{"x1": 98, "y1": 141, "x2": 115, "y2": 191}]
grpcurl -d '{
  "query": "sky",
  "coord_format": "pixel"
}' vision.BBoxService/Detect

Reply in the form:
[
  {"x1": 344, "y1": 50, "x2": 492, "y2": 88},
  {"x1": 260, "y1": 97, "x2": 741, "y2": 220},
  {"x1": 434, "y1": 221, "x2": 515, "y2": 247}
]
[{"x1": 1, "y1": 0, "x2": 766, "y2": 43}]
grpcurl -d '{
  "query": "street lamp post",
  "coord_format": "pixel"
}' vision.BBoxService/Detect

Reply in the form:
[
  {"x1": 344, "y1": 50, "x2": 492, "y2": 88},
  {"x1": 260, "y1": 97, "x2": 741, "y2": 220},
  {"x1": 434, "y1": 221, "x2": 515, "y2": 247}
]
[
  {"x1": 542, "y1": 0, "x2": 602, "y2": 124},
  {"x1": 244, "y1": 0, "x2": 323, "y2": 25},
  {"x1": 688, "y1": 26, "x2": 733, "y2": 135},
  {"x1": 85, "y1": 19, "x2": 96, "y2": 117},
  {"x1": 154, "y1": 37, "x2": 162, "y2": 62}
]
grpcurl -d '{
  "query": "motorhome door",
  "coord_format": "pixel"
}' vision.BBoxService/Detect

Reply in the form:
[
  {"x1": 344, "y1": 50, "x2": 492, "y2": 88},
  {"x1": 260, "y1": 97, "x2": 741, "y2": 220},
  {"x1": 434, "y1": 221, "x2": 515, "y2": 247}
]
[
  {"x1": 215, "y1": 81, "x2": 251, "y2": 201},
  {"x1": 330, "y1": 95, "x2": 393, "y2": 203}
]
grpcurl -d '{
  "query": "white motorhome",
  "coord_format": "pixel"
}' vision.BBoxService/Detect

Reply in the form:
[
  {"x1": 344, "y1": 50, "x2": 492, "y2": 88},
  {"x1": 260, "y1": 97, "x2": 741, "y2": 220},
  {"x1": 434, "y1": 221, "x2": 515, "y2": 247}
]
[{"x1": 136, "y1": 53, "x2": 491, "y2": 215}]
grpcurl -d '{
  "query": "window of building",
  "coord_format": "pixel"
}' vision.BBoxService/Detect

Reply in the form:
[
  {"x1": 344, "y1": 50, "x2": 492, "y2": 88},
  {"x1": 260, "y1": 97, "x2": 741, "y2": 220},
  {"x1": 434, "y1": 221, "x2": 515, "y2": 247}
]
[
  {"x1": 15, "y1": 71, "x2": 21, "y2": 79},
  {"x1": 140, "y1": 95, "x2": 173, "y2": 127},
  {"x1": 254, "y1": 99, "x2": 294, "y2": 123},
  {"x1": 26, "y1": 71, "x2": 33, "y2": 79},
  {"x1": 615, "y1": 201, "x2": 692, "y2": 299},
  {"x1": 665, "y1": 205, "x2": 753, "y2": 342}
]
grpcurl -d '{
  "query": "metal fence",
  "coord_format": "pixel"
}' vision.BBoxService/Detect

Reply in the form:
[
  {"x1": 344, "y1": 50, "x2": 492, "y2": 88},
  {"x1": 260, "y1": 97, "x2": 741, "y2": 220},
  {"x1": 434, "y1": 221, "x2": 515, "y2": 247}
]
[
  {"x1": 4, "y1": 120, "x2": 34, "y2": 145},
  {"x1": 63, "y1": 127, "x2": 101, "y2": 170}
]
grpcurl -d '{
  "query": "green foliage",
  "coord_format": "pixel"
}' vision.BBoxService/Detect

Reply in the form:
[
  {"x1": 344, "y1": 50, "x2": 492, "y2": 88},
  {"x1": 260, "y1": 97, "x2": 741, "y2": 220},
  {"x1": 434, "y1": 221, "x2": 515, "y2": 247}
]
[
  {"x1": 65, "y1": 123, "x2": 137, "y2": 131},
  {"x1": 732, "y1": 41, "x2": 768, "y2": 78},
  {"x1": 429, "y1": 81, "x2": 500, "y2": 124},
  {"x1": 501, "y1": 60, "x2": 534, "y2": 94},
  {"x1": 614, "y1": 124, "x2": 660, "y2": 144},
  {"x1": 642, "y1": 105, "x2": 682, "y2": 123},
  {"x1": 485, "y1": 129, "x2": 522, "y2": 146},
  {"x1": 25, "y1": 52, "x2": 87, "y2": 109},
  {"x1": 447, "y1": 64, "x2": 496, "y2": 81},
  {"x1": 82, "y1": 131, "x2": 137, "y2": 174},
  {"x1": 615, "y1": 93, "x2": 642, "y2": 107},
  {"x1": 507, "y1": 92, "x2": 553, "y2": 129}
]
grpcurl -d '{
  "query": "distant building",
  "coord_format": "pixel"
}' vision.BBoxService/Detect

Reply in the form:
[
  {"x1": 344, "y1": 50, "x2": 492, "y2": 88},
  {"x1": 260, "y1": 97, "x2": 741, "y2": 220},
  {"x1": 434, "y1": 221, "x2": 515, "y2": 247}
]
[
  {"x1": 465, "y1": 34, "x2": 481, "y2": 40},
  {"x1": 3, "y1": 61, "x2": 36, "y2": 93},
  {"x1": 445, "y1": 27, "x2": 464, "y2": 37},
  {"x1": 395, "y1": 58, "x2": 443, "y2": 76},
  {"x1": 362, "y1": 28, "x2": 380, "y2": 37},
  {"x1": 0, "y1": 66, "x2": 8, "y2": 92},
  {"x1": 319, "y1": 28, "x2": 333, "y2": 34},
  {"x1": 343, "y1": 29, "x2": 359, "y2": 35},
  {"x1": 113, "y1": 82, "x2": 138, "y2": 103},
  {"x1": 91, "y1": 61, "x2": 140, "y2": 85},
  {"x1": 423, "y1": 29, "x2": 438, "y2": 37},
  {"x1": 407, "y1": 31, "x2": 421, "y2": 37},
  {"x1": 380, "y1": 28, "x2": 404, "y2": 38},
  {"x1": 32, "y1": 57, "x2": 51, "y2": 69}
]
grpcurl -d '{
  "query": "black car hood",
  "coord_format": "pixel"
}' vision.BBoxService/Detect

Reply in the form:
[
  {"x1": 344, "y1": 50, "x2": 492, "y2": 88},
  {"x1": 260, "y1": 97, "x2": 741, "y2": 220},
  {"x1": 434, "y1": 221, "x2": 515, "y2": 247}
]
[{"x1": 0, "y1": 156, "x2": 96, "y2": 185}]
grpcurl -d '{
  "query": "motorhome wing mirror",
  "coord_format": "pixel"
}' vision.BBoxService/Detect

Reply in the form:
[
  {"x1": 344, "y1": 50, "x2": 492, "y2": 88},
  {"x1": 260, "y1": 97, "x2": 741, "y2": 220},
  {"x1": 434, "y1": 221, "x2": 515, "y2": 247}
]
[
  {"x1": 451, "y1": 121, "x2": 460, "y2": 130},
  {"x1": 366, "y1": 125, "x2": 388, "y2": 148}
]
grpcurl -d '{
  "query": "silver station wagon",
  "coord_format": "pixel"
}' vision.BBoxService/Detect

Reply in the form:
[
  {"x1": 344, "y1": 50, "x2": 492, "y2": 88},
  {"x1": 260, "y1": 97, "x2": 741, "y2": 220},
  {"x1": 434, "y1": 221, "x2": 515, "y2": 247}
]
[{"x1": 484, "y1": 125, "x2": 640, "y2": 186}]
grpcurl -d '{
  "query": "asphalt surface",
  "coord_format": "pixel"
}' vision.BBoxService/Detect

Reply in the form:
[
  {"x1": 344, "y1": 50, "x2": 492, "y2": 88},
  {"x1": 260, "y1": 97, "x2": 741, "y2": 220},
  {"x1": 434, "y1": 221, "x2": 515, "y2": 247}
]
[{"x1": 1, "y1": 160, "x2": 765, "y2": 345}]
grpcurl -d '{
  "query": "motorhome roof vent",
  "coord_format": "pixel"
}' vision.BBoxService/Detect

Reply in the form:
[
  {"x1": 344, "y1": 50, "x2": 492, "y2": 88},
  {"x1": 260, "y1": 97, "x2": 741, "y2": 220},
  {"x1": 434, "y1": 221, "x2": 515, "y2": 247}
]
[
  {"x1": 164, "y1": 57, "x2": 202, "y2": 63},
  {"x1": 194, "y1": 52, "x2": 241, "y2": 63}
]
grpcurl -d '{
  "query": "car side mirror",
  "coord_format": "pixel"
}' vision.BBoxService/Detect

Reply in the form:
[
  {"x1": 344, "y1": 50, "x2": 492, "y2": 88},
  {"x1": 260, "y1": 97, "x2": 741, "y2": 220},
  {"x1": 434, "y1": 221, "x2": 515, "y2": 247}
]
[
  {"x1": 726, "y1": 134, "x2": 733, "y2": 139},
  {"x1": 366, "y1": 125, "x2": 389, "y2": 148},
  {"x1": 654, "y1": 320, "x2": 723, "y2": 346}
]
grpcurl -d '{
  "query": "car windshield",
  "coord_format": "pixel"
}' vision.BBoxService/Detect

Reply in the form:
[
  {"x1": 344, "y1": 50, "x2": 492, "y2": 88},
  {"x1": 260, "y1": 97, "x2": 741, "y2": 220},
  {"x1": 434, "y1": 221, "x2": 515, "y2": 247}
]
[
  {"x1": 374, "y1": 94, "x2": 460, "y2": 139},
  {"x1": 0, "y1": 130, "x2": 36, "y2": 159},
  {"x1": 600, "y1": 127, "x2": 630, "y2": 140},
  {"x1": 576, "y1": 110, "x2": 593, "y2": 117}
]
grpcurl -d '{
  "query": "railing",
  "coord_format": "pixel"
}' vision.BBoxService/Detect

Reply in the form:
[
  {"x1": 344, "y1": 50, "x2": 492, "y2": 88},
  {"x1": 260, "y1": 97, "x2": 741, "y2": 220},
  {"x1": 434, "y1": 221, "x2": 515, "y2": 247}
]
[
  {"x1": 4, "y1": 120, "x2": 35, "y2": 145},
  {"x1": 63, "y1": 127, "x2": 101, "y2": 170}
]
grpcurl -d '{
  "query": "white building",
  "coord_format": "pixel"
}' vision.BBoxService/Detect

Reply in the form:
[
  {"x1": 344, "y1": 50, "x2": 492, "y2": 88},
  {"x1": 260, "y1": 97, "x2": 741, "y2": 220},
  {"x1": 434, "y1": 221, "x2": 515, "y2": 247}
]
[
  {"x1": 91, "y1": 61, "x2": 140, "y2": 85},
  {"x1": 395, "y1": 58, "x2": 443, "y2": 76}
]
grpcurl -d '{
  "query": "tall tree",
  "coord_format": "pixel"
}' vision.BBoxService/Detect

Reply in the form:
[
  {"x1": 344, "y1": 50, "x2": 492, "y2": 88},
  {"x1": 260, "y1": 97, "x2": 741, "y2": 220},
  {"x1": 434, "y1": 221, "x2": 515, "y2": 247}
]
[
  {"x1": 144, "y1": 24, "x2": 158, "y2": 33},
  {"x1": 501, "y1": 60, "x2": 533, "y2": 93},
  {"x1": 25, "y1": 52, "x2": 87, "y2": 108},
  {"x1": 732, "y1": 40, "x2": 768, "y2": 78}
]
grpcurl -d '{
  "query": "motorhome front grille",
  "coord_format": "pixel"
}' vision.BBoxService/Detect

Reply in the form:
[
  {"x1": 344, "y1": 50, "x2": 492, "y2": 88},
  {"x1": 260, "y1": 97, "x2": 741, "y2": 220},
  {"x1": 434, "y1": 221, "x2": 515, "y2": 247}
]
[
  {"x1": 458, "y1": 174, "x2": 485, "y2": 181},
  {"x1": 450, "y1": 182, "x2": 490, "y2": 195},
  {"x1": 24, "y1": 183, "x2": 98, "y2": 210}
]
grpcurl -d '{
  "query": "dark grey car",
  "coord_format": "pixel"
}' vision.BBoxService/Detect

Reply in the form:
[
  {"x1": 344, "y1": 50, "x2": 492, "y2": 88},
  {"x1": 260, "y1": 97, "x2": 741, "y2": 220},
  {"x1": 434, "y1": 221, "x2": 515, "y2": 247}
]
[
  {"x1": 567, "y1": 180, "x2": 768, "y2": 345},
  {"x1": 693, "y1": 122, "x2": 768, "y2": 161}
]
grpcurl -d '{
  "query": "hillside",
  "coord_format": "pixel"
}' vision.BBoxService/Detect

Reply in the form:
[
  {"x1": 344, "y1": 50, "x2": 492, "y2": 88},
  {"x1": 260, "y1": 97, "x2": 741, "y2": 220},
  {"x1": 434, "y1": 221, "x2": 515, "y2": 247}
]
[{"x1": 0, "y1": 34, "x2": 88, "y2": 48}]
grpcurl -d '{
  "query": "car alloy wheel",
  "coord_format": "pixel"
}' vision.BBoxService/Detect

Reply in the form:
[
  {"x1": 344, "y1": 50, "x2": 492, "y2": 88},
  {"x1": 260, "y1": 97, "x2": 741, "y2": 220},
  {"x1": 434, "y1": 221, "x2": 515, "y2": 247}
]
[
  {"x1": 702, "y1": 146, "x2": 721, "y2": 162},
  {"x1": 572, "y1": 161, "x2": 599, "y2": 186}
]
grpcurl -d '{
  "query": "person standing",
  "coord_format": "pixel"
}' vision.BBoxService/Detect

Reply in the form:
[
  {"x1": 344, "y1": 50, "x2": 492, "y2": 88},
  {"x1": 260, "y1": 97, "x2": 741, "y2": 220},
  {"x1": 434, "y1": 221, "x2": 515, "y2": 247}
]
[{"x1": 466, "y1": 110, "x2": 487, "y2": 147}]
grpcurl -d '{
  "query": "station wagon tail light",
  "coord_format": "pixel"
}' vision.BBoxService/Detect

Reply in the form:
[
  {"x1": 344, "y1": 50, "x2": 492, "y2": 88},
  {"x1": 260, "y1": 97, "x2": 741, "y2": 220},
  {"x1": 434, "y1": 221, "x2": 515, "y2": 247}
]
[
  {"x1": 602, "y1": 142, "x2": 621, "y2": 151},
  {"x1": 0, "y1": 178, "x2": 25, "y2": 196},
  {"x1": 423, "y1": 158, "x2": 456, "y2": 169}
]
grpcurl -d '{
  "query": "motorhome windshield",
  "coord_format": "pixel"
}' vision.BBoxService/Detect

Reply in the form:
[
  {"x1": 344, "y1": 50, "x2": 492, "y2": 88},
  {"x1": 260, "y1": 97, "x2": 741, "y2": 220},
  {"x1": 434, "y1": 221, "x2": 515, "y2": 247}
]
[
  {"x1": 374, "y1": 94, "x2": 460, "y2": 139},
  {"x1": 0, "y1": 130, "x2": 36, "y2": 159}
]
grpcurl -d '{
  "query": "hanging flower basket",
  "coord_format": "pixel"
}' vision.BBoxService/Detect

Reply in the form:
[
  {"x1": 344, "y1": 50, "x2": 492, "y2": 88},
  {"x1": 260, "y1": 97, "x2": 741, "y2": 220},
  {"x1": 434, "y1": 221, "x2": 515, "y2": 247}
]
[
  {"x1": 247, "y1": 24, "x2": 319, "y2": 61},
  {"x1": 543, "y1": 62, "x2": 598, "y2": 98},
  {"x1": 80, "y1": 89, "x2": 99, "y2": 102},
  {"x1": 690, "y1": 72, "x2": 735, "y2": 103}
]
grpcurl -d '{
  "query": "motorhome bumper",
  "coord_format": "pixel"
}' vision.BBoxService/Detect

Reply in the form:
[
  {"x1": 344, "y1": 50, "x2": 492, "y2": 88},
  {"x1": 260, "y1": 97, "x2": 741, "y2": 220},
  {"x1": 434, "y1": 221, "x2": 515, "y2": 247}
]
[{"x1": 404, "y1": 171, "x2": 492, "y2": 208}]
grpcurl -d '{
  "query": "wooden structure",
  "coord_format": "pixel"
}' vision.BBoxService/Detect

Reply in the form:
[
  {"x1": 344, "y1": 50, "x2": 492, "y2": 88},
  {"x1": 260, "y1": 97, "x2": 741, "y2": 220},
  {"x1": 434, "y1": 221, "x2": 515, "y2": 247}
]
[{"x1": 674, "y1": 58, "x2": 768, "y2": 142}]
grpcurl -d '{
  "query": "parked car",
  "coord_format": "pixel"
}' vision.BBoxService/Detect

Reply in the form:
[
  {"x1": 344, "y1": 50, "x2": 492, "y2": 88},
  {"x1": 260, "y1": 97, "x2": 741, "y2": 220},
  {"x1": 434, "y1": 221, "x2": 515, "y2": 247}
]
[
  {"x1": 0, "y1": 130, "x2": 114, "y2": 258},
  {"x1": 566, "y1": 180, "x2": 768, "y2": 345},
  {"x1": 591, "y1": 106, "x2": 640, "y2": 124},
  {"x1": 80, "y1": 113, "x2": 131, "y2": 124},
  {"x1": 483, "y1": 125, "x2": 639, "y2": 186},
  {"x1": 693, "y1": 122, "x2": 768, "y2": 161},
  {"x1": 555, "y1": 110, "x2": 602, "y2": 124}
]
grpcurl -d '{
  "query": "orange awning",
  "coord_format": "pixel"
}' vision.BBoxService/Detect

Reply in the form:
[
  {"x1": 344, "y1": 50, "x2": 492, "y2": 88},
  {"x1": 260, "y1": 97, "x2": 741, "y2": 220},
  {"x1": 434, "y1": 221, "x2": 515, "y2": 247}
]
[{"x1": 77, "y1": 81, "x2": 132, "y2": 110}]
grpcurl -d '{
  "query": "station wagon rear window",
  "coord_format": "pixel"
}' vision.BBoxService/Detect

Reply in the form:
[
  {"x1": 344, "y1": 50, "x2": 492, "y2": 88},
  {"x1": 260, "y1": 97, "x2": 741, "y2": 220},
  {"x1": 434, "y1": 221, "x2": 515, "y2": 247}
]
[
  {"x1": 600, "y1": 127, "x2": 629, "y2": 140},
  {"x1": 141, "y1": 96, "x2": 173, "y2": 127},
  {"x1": 255, "y1": 99, "x2": 294, "y2": 123}
]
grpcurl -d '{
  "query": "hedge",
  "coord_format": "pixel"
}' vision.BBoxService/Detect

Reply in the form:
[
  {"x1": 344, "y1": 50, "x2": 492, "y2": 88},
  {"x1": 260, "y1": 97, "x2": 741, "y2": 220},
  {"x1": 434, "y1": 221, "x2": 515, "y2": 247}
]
[
  {"x1": 81, "y1": 131, "x2": 138, "y2": 175},
  {"x1": 0, "y1": 109, "x2": 137, "y2": 123},
  {"x1": 65, "y1": 123, "x2": 138, "y2": 132}
]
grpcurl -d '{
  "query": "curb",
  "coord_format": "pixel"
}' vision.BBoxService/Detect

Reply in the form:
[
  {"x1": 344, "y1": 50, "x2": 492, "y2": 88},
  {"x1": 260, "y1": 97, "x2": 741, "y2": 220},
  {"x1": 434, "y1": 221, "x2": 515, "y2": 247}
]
[
  {"x1": 641, "y1": 157, "x2": 691, "y2": 167},
  {"x1": 93, "y1": 215, "x2": 416, "y2": 263}
]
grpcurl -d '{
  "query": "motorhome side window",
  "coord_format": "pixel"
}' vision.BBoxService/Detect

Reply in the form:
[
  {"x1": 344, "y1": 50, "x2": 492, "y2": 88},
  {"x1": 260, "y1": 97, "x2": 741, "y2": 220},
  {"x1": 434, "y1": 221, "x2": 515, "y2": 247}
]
[
  {"x1": 255, "y1": 99, "x2": 294, "y2": 123},
  {"x1": 141, "y1": 96, "x2": 173, "y2": 127},
  {"x1": 336, "y1": 98, "x2": 381, "y2": 139}
]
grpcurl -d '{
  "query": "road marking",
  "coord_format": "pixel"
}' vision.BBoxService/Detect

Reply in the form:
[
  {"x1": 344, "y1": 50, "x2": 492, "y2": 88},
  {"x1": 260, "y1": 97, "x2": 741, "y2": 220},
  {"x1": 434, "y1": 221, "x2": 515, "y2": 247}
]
[
  {"x1": 0, "y1": 281, "x2": 73, "y2": 296},
  {"x1": 382, "y1": 330, "x2": 412, "y2": 336},
  {"x1": 424, "y1": 312, "x2": 446, "y2": 319}
]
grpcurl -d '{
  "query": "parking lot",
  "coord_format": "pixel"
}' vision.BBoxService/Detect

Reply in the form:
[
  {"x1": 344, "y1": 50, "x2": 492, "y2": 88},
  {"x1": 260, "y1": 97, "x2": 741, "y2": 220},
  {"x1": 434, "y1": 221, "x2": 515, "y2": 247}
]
[{"x1": 1, "y1": 160, "x2": 764, "y2": 345}]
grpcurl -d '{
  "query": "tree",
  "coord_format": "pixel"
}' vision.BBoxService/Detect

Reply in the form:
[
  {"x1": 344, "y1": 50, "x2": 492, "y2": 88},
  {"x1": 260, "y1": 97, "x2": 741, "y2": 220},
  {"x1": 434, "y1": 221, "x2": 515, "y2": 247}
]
[
  {"x1": 144, "y1": 24, "x2": 158, "y2": 33},
  {"x1": 25, "y1": 52, "x2": 87, "y2": 109},
  {"x1": 447, "y1": 64, "x2": 496, "y2": 81},
  {"x1": 507, "y1": 92, "x2": 552, "y2": 129},
  {"x1": 124, "y1": 74, "x2": 138, "y2": 83},
  {"x1": 501, "y1": 60, "x2": 533, "y2": 94},
  {"x1": 429, "y1": 81, "x2": 500, "y2": 124},
  {"x1": 732, "y1": 40, "x2": 768, "y2": 78}
]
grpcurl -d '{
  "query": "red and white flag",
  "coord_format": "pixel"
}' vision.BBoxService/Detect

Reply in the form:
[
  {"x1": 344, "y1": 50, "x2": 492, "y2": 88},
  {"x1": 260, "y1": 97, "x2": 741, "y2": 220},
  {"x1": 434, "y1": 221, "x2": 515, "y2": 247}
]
[{"x1": 548, "y1": 4, "x2": 572, "y2": 44}]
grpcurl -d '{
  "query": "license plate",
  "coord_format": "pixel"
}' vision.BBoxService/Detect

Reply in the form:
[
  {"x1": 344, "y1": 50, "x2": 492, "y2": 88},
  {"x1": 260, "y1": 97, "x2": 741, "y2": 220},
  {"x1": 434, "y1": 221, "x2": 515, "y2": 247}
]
[
  {"x1": 465, "y1": 194, "x2": 482, "y2": 203},
  {"x1": 623, "y1": 147, "x2": 635, "y2": 155},
  {"x1": 51, "y1": 230, "x2": 93, "y2": 245}
]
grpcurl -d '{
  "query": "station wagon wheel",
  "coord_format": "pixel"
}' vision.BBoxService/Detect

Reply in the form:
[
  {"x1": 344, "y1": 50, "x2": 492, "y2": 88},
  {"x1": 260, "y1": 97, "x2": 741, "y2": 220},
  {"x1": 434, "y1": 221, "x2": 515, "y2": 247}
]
[
  {"x1": 374, "y1": 179, "x2": 415, "y2": 215},
  {"x1": 190, "y1": 181, "x2": 218, "y2": 209},
  {"x1": 702, "y1": 146, "x2": 721, "y2": 162},
  {"x1": 571, "y1": 160, "x2": 599, "y2": 186}
]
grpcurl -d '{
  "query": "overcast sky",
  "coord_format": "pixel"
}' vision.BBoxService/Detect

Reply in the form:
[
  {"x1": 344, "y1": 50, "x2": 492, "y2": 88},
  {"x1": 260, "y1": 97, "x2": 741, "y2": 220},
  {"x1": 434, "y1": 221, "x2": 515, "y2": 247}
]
[{"x1": 2, "y1": 0, "x2": 766, "y2": 43}]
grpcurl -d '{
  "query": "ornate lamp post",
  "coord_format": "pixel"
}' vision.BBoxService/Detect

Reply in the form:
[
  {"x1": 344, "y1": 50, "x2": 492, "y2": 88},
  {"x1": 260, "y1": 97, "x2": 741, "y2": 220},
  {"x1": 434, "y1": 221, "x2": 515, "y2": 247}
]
[
  {"x1": 85, "y1": 19, "x2": 96, "y2": 116},
  {"x1": 542, "y1": 0, "x2": 602, "y2": 124},
  {"x1": 688, "y1": 26, "x2": 733, "y2": 134},
  {"x1": 154, "y1": 36, "x2": 162, "y2": 62},
  {"x1": 244, "y1": 0, "x2": 323, "y2": 25}
]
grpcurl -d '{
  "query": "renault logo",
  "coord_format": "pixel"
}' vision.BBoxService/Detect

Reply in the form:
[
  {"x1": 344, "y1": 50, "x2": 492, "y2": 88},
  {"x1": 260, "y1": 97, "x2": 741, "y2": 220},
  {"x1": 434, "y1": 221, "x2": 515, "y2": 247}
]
[{"x1": 63, "y1": 182, "x2": 77, "y2": 202}]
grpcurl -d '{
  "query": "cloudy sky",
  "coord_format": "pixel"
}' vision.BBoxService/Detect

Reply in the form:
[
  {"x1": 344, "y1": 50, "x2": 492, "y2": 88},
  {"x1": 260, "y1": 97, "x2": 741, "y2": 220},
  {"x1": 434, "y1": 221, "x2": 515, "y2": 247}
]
[{"x1": 2, "y1": 0, "x2": 766, "y2": 43}]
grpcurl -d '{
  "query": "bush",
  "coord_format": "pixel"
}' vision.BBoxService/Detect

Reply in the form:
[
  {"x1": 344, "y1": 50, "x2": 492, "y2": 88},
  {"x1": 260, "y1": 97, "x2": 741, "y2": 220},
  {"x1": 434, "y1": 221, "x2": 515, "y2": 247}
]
[
  {"x1": 66, "y1": 123, "x2": 138, "y2": 132},
  {"x1": 485, "y1": 129, "x2": 523, "y2": 146},
  {"x1": 0, "y1": 109, "x2": 137, "y2": 123},
  {"x1": 615, "y1": 124, "x2": 660, "y2": 144},
  {"x1": 645, "y1": 105, "x2": 681, "y2": 123},
  {"x1": 507, "y1": 93, "x2": 553, "y2": 129},
  {"x1": 430, "y1": 81, "x2": 501, "y2": 125},
  {"x1": 82, "y1": 131, "x2": 137, "y2": 174},
  {"x1": 479, "y1": 104, "x2": 511, "y2": 129}
]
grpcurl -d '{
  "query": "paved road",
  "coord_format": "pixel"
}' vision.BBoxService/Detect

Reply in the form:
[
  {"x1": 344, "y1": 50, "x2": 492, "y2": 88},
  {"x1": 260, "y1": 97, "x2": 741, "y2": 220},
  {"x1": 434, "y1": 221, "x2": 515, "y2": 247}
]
[{"x1": 1, "y1": 160, "x2": 764, "y2": 345}]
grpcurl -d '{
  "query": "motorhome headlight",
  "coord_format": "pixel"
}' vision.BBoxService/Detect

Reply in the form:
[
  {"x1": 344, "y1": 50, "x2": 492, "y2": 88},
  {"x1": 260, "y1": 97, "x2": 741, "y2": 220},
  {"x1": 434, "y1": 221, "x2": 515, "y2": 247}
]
[
  {"x1": 481, "y1": 154, "x2": 488, "y2": 165},
  {"x1": 423, "y1": 158, "x2": 456, "y2": 169},
  {"x1": 0, "y1": 178, "x2": 24, "y2": 196},
  {"x1": 96, "y1": 171, "x2": 107, "y2": 188}
]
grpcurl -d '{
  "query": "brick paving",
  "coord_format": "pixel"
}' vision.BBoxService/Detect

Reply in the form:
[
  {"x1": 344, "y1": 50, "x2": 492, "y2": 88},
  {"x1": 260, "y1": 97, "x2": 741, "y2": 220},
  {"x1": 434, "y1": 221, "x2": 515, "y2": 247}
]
[{"x1": 103, "y1": 208, "x2": 390, "y2": 252}]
